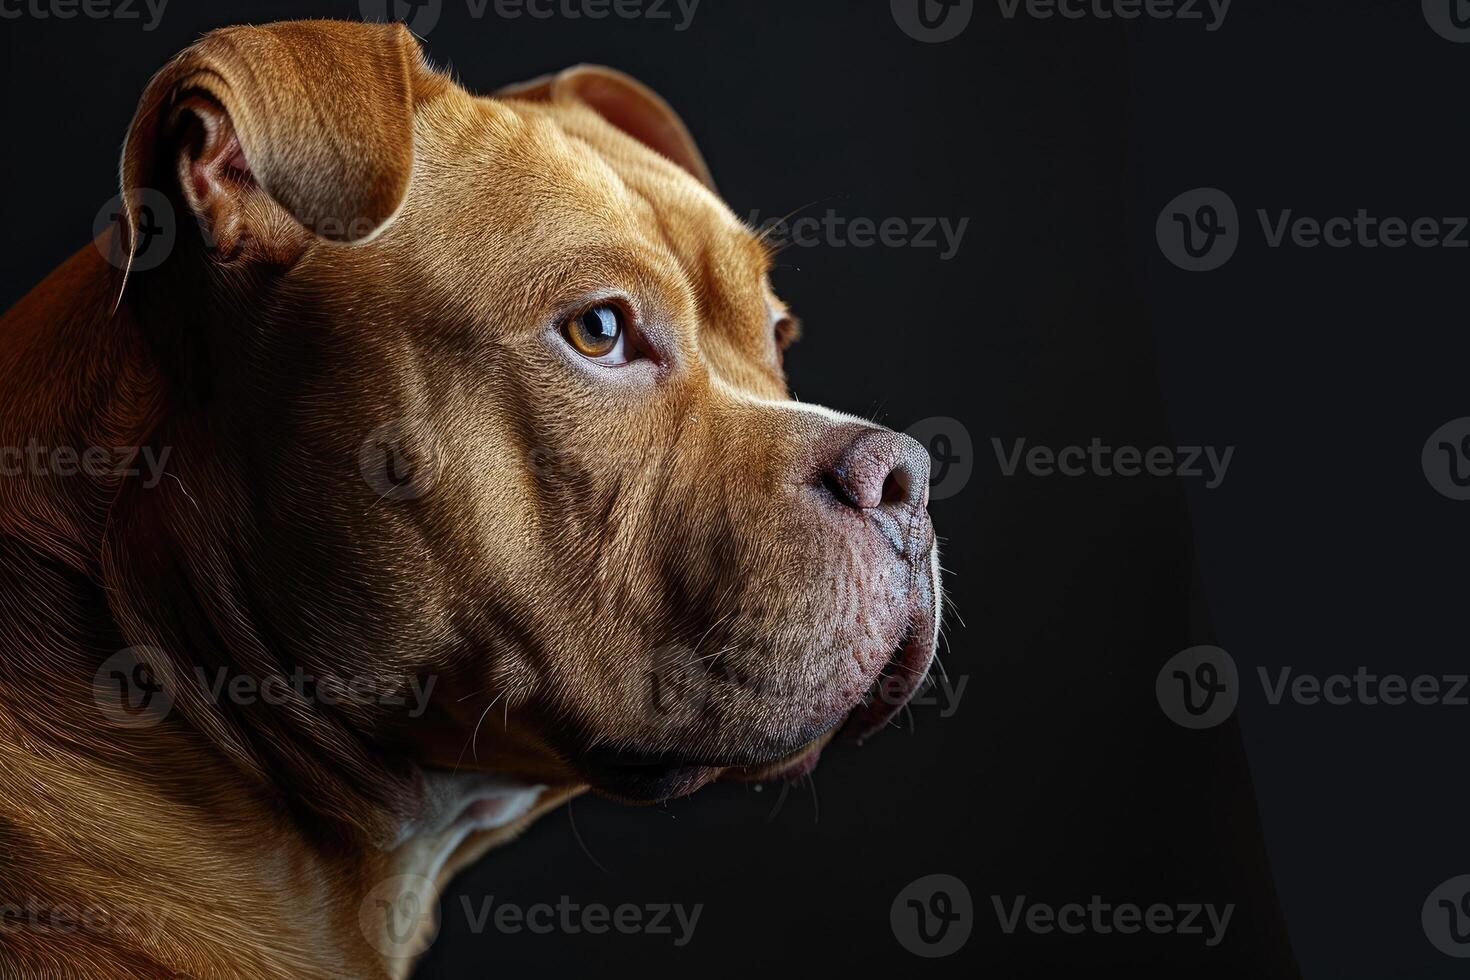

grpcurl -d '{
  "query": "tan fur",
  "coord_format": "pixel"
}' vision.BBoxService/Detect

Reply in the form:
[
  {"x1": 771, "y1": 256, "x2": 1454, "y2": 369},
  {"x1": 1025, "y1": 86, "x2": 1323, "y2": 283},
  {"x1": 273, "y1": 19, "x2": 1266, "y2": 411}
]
[{"x1": 0, "y1": 20, "x2": 939, "y2": 978}]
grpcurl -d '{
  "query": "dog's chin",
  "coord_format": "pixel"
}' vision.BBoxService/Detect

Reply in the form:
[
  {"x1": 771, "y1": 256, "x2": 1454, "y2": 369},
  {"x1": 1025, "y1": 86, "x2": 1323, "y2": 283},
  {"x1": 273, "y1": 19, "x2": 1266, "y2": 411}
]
[
  {"x1": 574, "y1": 753, "x2": 722, "y2": 803},
  {"x1": 720, "y1": 732, "x2": 832, "y2": 784},
  {"x1": 574, "y1": 737, "x2": 825, "y2": 803},
  {"x1": 575, "y1": 751, "x2": 819, "y2": 803},
  {"x1": 575, "y1": 584, "x2": 940, "y2": 803}
]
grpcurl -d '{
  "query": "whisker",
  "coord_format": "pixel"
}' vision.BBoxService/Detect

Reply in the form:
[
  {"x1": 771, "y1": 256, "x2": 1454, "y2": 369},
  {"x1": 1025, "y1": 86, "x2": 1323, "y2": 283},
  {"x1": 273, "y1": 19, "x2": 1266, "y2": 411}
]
[
  {"x1": 764, "y1": 779, "x2": 793, "y2": 823},
  {"x1": 567, "y1": 798, "x2": 611, "y2": 875},
  {"x1": 451, "y1": 690, "x2": 505, "y2": 772}
]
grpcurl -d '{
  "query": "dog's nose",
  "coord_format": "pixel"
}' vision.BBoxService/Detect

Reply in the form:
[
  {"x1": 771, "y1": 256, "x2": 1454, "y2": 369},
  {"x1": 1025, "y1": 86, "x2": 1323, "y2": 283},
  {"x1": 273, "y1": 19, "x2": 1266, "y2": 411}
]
[{"x1": 823, "y1": 428, "x2": 931, "y2": 516}]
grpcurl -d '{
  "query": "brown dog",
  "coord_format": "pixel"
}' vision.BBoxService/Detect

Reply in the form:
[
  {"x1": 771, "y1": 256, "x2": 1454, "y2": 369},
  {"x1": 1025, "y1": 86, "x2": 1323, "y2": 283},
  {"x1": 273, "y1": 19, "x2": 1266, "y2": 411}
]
[{"x1": 0, "y1": 19, "x2": 941, "y2": 979}]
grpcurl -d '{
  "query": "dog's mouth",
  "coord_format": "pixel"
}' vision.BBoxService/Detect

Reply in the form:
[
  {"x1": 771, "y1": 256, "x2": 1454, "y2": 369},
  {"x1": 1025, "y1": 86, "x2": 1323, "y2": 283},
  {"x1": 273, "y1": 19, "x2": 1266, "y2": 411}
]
[
  {"x1": 574, "y1": 746, "x2": 723, "y2": 802},
  {"x1": 720, "y1": 734, "x2": 831, "y2": 784},
  {"x1": 574, "y1": 585, "x2": 939, "y2": 801},
  {"x1": 838, "y1": 601, "x2": 939, "y2": 742},
  {"x1": 576, "y1": 740, "x2": 825, "y2": 801}
]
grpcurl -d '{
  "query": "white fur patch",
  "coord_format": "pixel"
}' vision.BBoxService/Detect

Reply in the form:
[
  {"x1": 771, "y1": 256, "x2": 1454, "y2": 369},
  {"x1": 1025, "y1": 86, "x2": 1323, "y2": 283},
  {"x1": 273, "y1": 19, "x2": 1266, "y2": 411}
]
[{"x1": 393, "y1": 771, "x2": 545, "y2": 883}]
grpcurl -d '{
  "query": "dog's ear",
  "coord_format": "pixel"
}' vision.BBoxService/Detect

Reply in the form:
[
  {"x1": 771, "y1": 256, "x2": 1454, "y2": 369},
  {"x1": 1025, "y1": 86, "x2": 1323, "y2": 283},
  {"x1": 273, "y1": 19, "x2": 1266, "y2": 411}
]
[
  {"x1": 498, "y1": 65, "x2": 716, "y2": 192},
  {"x1": 118, "y1": 20, "x2": 424, "y2": 267}
]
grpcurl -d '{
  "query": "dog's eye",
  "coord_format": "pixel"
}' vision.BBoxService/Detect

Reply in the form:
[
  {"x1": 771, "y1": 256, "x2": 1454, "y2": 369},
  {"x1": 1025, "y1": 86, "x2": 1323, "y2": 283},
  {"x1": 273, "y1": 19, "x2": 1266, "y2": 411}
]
[{"x1": 562, "y1": 304, "x2": 632, "y2": 365}]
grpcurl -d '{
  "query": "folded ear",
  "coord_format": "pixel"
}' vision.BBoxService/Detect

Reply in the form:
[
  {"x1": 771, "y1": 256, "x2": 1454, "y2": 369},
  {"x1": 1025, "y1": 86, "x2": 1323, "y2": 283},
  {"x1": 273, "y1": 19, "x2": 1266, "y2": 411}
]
[
  {"x1": 497, "y1": 65, "x2": 716, "y2": 192},
  {"x1": 118, "y1": 19, "x2": 424, "y2": 269}
]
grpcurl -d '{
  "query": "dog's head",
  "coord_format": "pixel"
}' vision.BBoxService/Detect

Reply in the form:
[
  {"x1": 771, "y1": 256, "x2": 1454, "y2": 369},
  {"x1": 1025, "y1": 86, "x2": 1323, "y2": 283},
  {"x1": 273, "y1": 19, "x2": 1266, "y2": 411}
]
[{"x1": 108, "y1": 20, "x2": 941, "y2": 826}]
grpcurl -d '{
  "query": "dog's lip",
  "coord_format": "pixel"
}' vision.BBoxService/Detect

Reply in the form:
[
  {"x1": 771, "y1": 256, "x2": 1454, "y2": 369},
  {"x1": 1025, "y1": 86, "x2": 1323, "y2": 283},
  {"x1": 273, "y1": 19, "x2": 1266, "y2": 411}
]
[
  {"x1": 720, "y1": 731, "x2": 833, "y2": 784},
  {"x1": 574, "y1": 737, "x2": 827, "y2": 801},
  {"x1": 839, "y1": 592, "x2": 939, "y2": 742},
  {"x1": 578, "y1": 742, "x2": 794, "y2": 773},
  {"x1": 573, "y1": 753, "x2": 719, "y2": 803}
]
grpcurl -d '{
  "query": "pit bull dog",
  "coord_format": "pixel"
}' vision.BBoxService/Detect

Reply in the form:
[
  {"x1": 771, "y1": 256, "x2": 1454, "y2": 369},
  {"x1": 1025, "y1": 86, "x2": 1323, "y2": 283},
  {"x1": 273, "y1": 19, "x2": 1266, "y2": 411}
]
[{"x1": 0, "y1": 19, "x2": 941, "y2": 978}]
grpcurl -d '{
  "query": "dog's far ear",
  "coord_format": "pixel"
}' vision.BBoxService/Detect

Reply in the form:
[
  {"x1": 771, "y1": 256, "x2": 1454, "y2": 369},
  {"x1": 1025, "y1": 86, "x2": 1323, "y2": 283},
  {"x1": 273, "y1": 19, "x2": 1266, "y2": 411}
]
[
  {"x1": 119, "y1": 20, "x2": 425, "y2": 266},
  {"x1": 497, "y1": 65, "x2": 716, "y2": 192}
]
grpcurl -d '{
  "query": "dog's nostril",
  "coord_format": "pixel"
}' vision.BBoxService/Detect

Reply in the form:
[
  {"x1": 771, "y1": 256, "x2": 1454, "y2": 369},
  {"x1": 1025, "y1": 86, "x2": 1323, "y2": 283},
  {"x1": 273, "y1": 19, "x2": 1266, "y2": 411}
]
[
  {"x1": 881, "y1": 467, "x2": 911, "y2": 509},
  {"x1": 823, "y1": 428, "x2": 931, "y2": 514}
]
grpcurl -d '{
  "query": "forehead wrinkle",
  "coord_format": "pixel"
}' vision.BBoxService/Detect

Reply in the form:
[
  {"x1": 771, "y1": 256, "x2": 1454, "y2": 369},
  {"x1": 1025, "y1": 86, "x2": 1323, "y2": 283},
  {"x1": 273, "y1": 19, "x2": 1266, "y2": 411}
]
[
  {"x1": 483, "y1": 96, "x2": 764, "y2": 304},
  {"x1": 395, "y1": 114, "x2": 664, "y2": 327},
  {"x1": 601, "y1": 175, "x2": 778, "y2": 395},
  {"x1": 405, "y1": 95, "x2": 775, "y2": 369},
  {"x1": 543, "y1": 107, "x2": 766, "y2": 305},
  {"x1": 553, "y1": 126, "x2": 717, "y2": 329},
  {"x1": 605, "y1": 154, "x2": 770, "y2": 339}
]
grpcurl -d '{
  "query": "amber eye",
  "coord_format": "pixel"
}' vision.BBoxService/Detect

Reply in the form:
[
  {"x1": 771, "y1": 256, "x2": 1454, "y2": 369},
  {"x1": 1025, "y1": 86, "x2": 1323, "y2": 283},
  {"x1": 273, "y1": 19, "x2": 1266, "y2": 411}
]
[{"x1": 561, "y1": 304, "x2": 631, "y2": 364}]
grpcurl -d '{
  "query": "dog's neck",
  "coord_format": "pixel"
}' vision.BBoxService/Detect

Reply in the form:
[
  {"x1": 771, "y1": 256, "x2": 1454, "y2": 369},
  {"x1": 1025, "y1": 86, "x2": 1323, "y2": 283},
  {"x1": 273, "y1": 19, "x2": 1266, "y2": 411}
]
[
  {"x1": 0, "y1": 241, "x2": 162, "y2": 565},
  {"x1": 0, "y1": 241, "x2": 566, "y2": 979},
  {"x1": 1, "y1": 241, "x2": 412, "y2": 834}
]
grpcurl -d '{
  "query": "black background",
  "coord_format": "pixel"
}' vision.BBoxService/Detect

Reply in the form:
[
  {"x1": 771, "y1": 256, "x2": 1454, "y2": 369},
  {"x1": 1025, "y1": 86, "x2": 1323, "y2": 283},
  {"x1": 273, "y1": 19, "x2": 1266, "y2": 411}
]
[{"x1": 3, "y1": 1, "x2": 1466, "y2": 977}]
